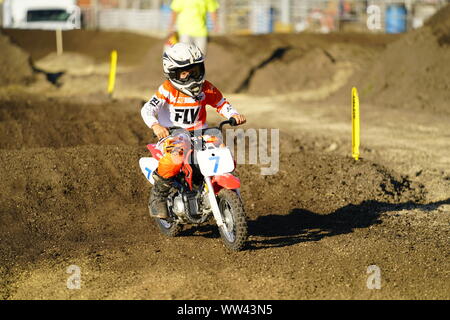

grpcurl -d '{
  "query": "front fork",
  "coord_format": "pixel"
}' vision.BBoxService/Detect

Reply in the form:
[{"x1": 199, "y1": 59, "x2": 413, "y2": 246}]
[{"x1": 204, "y1": 176, "x2": 225, "y2": 228}]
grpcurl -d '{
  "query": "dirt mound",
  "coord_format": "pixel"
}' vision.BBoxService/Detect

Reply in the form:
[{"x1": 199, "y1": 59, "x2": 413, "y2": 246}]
[
  {"x1": 1, "y1": 29, "x2": 161, "y2": 66},
  {"x1": 0, "y1": 145, "x2": 147, "y2": 241},
  {"x1": 355, "y1": 4, "x2": 450, "y2": 115},
  {"x1": 0, "y1": 95, "x2": 149, "y2": 149},
  {"x1": 34, "y1": 53, "x2": 107, "y2": 76},
  {"x1": 238, "y1": 151, "x2": 425, "y2": 219},
  {"x1": 2, "y1": 29, "x2": 397, "y2": 99},
  {"x1": 426, "y1": 3, "x2": 450, "y2": 45},
  {"x1": 0, "y1": 136, "x2": 424, "y2": 253},
  {"x1": 1, "y1": 29, "x2": 166, "y2": 98},
  {"x1": 0, "y1": 32, "x2": 34, "y2": 86},
  {"x1": 206, "y1": 33, "x2": 395, "y2": 96}
]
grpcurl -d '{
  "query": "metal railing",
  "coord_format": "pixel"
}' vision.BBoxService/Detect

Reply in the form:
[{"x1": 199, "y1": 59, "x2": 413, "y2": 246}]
[{"x1": 3, "y1": 0, "x2": 448, "y2": 34}]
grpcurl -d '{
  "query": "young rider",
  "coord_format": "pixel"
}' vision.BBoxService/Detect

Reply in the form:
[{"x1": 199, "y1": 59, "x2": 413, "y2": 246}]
[{"x1": 141, "y1": 43, "x2": 246, "y2": 219}]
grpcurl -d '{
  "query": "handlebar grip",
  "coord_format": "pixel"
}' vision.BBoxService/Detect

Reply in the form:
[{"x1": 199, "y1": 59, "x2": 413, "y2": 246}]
[
  {"x1": 229, "y1": 117, "x2": 238, "y2": 126},
  {"x1": 168, "y1": 126, "x2": 184, "y2": 134}
]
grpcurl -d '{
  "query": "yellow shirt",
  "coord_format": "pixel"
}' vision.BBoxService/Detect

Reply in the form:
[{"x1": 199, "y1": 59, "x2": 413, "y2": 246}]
[{"x1": 171, "y1": 0, "x2": 219, "y2": 37}]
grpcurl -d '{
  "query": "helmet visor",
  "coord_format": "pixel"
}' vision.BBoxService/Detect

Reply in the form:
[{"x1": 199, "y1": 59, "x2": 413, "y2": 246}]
[{"x1": 174, "y1": 63, "x2": 204, "y2": 83}]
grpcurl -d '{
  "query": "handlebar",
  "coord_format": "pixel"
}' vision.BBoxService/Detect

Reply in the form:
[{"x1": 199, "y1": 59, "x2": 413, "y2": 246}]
[
  {"x1": 167, "y1": 126, "x2": 184, "y2": 135},
  {"x1": 166, "y1": 118, "x2": 239, "y2": 135},
  {"x1": 219, "y1": 117, "x2": 238, "y2": 130}
]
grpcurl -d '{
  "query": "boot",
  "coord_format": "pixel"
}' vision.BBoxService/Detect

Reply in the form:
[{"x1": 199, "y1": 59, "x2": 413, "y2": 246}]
[{"x1": 149, "y1": 171, "x2": 172, "y2": 219}]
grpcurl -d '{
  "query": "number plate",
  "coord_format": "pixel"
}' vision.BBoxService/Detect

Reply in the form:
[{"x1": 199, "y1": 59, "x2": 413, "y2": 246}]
[
  {"x1": 139, "y1": 157, "x2": 159, "y2": 184},
  {"x1": 197, "y1": 147, "x2": 235, "y2": 177}
]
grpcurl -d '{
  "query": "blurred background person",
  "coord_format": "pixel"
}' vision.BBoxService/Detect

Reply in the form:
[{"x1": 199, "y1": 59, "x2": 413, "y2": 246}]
[
  {"x1": 322, "y1": 0, "x2": 338, "y2": 33},
  {"x1": 167, "y1": 0, "x2": 219, "y2": 56}
]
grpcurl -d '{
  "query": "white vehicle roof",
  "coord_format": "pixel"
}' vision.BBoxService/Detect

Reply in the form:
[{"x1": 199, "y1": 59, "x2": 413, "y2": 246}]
[
  {"x1": 8, "y1": 0, "x2": 77, "y2": 10},
  {"x1": 4, "y1": 0, "x2": 80, "y2": 30}
]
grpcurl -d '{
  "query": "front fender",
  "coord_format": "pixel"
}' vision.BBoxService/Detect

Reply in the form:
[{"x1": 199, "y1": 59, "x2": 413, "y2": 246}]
[
  {"x1": 146, "y1": 144, "x2": 162, "y2": 160},
  {"x1": 211, "y1": 174, "x2": 241, "y2": 193}
]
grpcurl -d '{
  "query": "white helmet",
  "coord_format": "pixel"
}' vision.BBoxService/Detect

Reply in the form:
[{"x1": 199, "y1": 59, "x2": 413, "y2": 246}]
[{"x1": 162, "y1": 43, "x2": 205, "y2": 98}]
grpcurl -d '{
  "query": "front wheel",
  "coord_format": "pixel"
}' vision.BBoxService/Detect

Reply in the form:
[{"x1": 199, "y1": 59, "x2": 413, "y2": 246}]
[{"x1": 217, "y1": 189, "x2": 248, "y2": 251}]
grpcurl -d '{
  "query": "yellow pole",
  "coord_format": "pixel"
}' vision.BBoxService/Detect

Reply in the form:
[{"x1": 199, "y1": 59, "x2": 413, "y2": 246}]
[
  {"x1": 108, "y1": 50, "x2": 118, "y2": 98},
  {"x1": 352, "y1": 87, "x2": 360, "y2": 160}
]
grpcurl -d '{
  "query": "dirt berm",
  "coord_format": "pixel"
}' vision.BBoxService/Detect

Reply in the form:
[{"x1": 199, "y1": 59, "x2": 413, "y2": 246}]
[
  {"x1": 349, "y1": 3, "x2": 450, "y2": 115},
  {"x1": 0, "y1": 32, "x2": 34, "y2": 86}
]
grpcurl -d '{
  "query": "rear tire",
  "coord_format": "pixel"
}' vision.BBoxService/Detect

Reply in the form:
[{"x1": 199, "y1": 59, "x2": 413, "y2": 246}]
[
  {"x1": 150, "y1": 197, "x2": 183, "y2": 237},
  {"x1": 155, "y1": 217, "x2": 183, "y2": 237},
  {"x1": 217, "y1": 189, "x2": 248, "y2": 251}
]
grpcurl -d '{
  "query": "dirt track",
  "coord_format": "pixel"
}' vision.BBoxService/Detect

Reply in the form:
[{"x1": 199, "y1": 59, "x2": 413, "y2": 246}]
[{"x1": 0, "y1": 8, "x2": 449, "y2": 299}]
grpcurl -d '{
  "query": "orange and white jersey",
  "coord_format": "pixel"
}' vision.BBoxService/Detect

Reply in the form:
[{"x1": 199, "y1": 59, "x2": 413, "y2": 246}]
[{"x1": 141, "y1": 80, "x2": 239, "y2": 130}]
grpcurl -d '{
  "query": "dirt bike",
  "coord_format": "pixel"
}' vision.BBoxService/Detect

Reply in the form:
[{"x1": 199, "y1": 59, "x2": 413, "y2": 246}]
[{"x1": 139, "y1": 119, "x2": 248, "y2": 251}]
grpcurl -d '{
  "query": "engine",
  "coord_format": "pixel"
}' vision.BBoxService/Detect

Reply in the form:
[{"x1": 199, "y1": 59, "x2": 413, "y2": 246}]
[{"x1": 170, "y1": 191, "x2": 207, "y2": 224}]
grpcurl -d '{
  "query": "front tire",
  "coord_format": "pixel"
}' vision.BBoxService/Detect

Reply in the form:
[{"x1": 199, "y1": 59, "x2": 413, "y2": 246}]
[{"x1": 217, "y1": 189, "x2": 248, "y2": 251}]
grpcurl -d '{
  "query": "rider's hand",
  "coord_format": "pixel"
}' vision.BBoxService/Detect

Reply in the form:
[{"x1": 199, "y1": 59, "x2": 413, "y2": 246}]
[
  {"x1": 231, "y1": 114, "x2": 246, "y2": 125},
  {"x1": 152, "y1": 123, "x2": 169, "y2": 140}
]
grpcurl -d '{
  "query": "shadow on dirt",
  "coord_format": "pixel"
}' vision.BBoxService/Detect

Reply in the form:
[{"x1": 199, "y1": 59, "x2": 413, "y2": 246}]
[
  {"x1": 29, "y1": 57, "x2": 65, "y2": 87},
  {"x1": 235, "y1": 46, "x2": 291, "y2": 93},
  {"x1": 176, "y1": 222, "x2": 221, "y2": 239},
  {"x1": 247, "y1": 198, "x2": 450, "y2": 250}
]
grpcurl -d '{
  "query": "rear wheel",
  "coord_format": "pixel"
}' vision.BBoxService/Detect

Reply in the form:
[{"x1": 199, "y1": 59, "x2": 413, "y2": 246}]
[
  {"x1": 150, "y1": 197, "x2": 183, "y2": 237},
  {"x1": 217, "y1": 189, "x2": 248, "y2": 251},
  {"x1": 155, "y1": 217, "x2": 183, "y2": 237}
]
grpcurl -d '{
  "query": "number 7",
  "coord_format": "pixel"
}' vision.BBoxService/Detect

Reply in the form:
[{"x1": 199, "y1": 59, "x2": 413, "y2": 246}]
[
  {"x1": 145, "y1": 167, "x2": 152, "y2": 180},
  {"x1": 209, "y1": 156, "x2": 220, "y2": 173}
]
